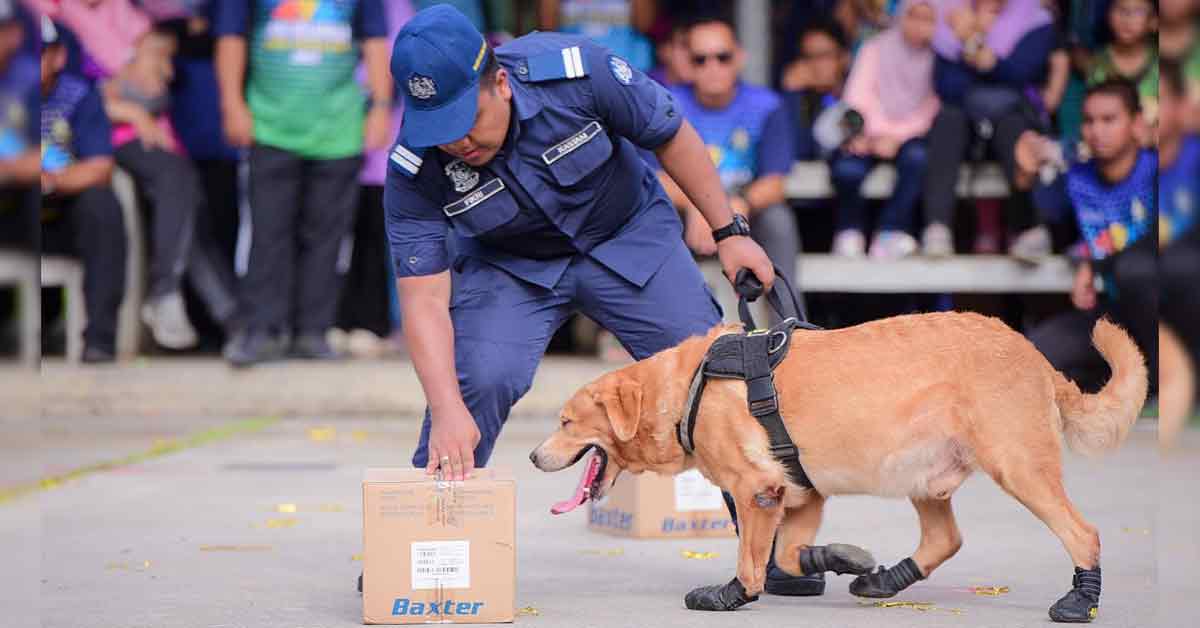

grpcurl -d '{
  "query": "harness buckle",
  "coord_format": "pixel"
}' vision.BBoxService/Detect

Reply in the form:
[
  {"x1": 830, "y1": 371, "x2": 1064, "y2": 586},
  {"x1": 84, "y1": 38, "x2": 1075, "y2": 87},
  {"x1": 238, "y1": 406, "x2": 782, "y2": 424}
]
[
  {"x1": 749, "y1": 394, "x2": 778, "y2": 417},
  {"x1": 770, "y1": 443, "x2": 798, "y2": 459}
]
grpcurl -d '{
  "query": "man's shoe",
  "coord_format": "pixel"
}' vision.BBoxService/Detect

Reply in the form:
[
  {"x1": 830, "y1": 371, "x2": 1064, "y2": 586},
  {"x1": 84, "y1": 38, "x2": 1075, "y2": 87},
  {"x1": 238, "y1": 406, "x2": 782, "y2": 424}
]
[
  {"x1": 224, "y1": 331, "x2": 287, "y2": 368},
  {"x1": 1009, "y1": 225, "x2": 1053, "y2": 263},
  {"x1": 81, "y1": 344, "x2": 116, "y2": 364},
  {"x1": 764, "y1": 566, "x2": 826, "y2": 596},
  {"x1": 291, "y1": 333, "x2": 340, "y2": 360},
  {"x1": 141, "y1": 291, "x2": 198, "y2": 350}
]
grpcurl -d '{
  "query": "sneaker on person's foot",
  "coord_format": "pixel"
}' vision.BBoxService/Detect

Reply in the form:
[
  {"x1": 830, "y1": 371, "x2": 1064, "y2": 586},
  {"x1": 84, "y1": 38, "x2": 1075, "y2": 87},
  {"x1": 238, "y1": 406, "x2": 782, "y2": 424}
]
[
  {"x1": 869, "y1": 231, "x2": 918, "y2": 260},
  {"x1": 833, "y1": 229, "x2": 866, "y2": 257},
  {"x1": 921, "y1": 223, "x2": 954, "y2": 257},
  {"x1": 82, "y1": 344, "x2": 116, "y2": 364},
  {"x1": 1009, "y1": 225, "x2": 1052, "y2": 263},
  {"x1": 141, "y1": 291, "x2": 198, "y2": 350},
  {"x1": 224, "y1": 331, "x2": 288, "y2": 368},
  {"x1": 292, "y1": 333, "x2": 340, "y2": 360}
]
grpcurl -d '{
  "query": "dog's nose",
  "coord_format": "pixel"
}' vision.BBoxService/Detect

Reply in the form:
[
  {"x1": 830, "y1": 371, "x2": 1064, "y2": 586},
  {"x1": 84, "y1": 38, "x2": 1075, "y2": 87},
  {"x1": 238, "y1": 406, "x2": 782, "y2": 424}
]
[{"x1": 529, "y1": 450, "x2": 539, "y2": 467}]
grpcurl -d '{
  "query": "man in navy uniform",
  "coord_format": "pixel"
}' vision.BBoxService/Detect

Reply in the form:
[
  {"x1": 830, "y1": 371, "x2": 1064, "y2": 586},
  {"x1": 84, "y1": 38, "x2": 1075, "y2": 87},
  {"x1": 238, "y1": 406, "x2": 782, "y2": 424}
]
[{"x1": 385, "y1": 5, "x2": 822, "y2": 597}]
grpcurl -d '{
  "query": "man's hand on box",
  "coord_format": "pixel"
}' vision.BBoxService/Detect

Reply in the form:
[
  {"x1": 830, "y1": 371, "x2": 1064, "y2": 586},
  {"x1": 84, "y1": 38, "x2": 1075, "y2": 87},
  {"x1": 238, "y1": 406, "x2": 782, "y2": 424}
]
[{"x1": 426, "y1": 403, "x2": 481, "y2": 481}]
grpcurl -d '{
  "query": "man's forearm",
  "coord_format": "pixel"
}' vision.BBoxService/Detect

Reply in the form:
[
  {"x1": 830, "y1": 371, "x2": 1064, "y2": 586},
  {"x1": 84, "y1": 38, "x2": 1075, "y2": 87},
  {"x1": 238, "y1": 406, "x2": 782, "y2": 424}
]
[
  {"x1": 655, "y1": 120, "x2": 734, "y2": 230},
  {"x1": 362, "y1": 38, "x2": 392, "y2": 106},
  {"x1": 742, "y1": 175, "x2": 785, "y2": 214},
  {"x1": 215, "y1": 36, "x2": 248, "y2": 110},
  {"x1": 52, "y1": 157, "x2": 114, "y2": 195},
  {"x1": 399, "y1": 280, "x2": 465, "y2": 414},
  {"x1": 0, "y1": 150, "x2": 40, "y2": 185}
]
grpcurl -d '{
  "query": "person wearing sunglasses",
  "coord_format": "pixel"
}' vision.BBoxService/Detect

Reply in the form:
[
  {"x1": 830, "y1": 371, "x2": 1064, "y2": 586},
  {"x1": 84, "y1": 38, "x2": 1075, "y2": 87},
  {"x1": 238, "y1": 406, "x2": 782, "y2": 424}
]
[{"x1": 651, "y1": 14, "x2": 801, "y2": 318}]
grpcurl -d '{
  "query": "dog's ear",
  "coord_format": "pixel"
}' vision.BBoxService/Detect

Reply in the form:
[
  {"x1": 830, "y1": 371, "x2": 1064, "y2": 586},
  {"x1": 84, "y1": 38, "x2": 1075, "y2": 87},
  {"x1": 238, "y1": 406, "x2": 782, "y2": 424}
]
[{"x1": 596, "y1": 375, "x2": 643, "y2": 442}]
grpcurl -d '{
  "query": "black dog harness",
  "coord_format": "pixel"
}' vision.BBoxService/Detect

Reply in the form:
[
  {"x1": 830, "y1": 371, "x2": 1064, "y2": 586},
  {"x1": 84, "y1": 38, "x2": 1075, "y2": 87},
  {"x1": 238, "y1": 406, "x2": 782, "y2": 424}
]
[{"x1": 676, "y1": 268, "x2": 820, "y2": 489}]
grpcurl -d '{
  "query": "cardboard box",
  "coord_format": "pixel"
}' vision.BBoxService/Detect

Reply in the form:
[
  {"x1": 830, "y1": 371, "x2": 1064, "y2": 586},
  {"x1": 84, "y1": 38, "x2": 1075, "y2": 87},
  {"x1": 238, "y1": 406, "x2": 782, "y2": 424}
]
[
  {"x1": 587, "y1": 470, "x2": 735, "y2": 538},
  {"x1": 362, "y1": 468, "x2": 515, "y2": 625}
]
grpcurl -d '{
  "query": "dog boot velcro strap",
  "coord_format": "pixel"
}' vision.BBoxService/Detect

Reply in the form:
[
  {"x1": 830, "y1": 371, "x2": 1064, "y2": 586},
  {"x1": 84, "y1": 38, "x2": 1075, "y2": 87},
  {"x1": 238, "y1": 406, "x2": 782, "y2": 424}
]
[
  {"x1": 848, "y1": 557, "x2": 925, "y2": 598},
  {"x1": 1049, "y1": 567, "x2": 1101, "y2": 623},
  {"x1": 684, "y1": 577, "x2": 759, "y2": 611},
  {"x1": 798, "y1": 543, "x2": 877, "y2": 576}
]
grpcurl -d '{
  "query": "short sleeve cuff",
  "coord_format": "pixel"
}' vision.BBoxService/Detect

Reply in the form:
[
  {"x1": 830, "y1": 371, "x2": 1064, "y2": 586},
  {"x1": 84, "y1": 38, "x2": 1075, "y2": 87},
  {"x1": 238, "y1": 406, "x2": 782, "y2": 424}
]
[
  {"x1": 636, "y1": 88, "x2": 684, "y2": 150},
  {"x1": 391, "y1": 240, "x2": 451, "y2": 278}
]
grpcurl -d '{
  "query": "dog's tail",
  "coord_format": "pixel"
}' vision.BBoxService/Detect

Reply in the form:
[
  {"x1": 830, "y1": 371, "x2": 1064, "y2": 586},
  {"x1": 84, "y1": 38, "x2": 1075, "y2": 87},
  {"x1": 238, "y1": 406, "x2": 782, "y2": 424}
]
[{"x1": 1052, "y1": 318, "x2": 1149, "y2": 457}]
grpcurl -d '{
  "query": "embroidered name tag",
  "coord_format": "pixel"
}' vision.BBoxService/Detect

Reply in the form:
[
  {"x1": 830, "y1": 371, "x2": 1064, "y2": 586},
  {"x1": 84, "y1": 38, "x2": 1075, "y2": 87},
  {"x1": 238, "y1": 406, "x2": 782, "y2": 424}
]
[
  {"x1": 542, "y1": 121, "x2": 603, "y2": 165},
  {"x1": 443, "y1": 178, "x2": 505, "y2": 217}
]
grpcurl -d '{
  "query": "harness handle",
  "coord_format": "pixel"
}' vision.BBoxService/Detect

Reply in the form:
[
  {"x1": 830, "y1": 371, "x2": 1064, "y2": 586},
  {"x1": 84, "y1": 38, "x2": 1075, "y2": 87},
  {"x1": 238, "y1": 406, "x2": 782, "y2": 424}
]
[{"x1": 734, "y1": 266, "x2": 807, "y2": 329}]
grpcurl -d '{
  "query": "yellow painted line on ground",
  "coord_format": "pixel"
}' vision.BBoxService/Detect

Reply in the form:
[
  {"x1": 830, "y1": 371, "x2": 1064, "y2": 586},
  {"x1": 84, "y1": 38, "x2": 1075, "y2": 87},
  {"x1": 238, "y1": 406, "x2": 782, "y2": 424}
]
[{"x1": 0, "y1": 416, "x2": 280, "y2": 506}]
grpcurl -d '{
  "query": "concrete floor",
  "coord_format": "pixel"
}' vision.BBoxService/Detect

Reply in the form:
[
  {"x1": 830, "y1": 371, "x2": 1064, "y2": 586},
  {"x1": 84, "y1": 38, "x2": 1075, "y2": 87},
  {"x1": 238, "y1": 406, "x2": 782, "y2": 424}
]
[{"x1": 3, "y1": 414, "x2": 1195, "y2": 628}]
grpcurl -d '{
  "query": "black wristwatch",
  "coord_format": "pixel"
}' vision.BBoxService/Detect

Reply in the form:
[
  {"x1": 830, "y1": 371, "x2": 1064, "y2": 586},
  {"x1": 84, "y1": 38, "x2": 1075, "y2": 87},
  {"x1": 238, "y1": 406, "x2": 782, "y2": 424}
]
[{"x1": 712, "y1": 213, "x2": 751, "y2": 243}]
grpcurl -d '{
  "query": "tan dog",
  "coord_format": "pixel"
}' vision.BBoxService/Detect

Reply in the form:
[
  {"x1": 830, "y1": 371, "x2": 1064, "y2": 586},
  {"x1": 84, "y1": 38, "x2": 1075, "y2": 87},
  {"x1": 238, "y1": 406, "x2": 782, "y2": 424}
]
[{"x1": 531, "y1": 312, "x2": 1147, "y2": 623}]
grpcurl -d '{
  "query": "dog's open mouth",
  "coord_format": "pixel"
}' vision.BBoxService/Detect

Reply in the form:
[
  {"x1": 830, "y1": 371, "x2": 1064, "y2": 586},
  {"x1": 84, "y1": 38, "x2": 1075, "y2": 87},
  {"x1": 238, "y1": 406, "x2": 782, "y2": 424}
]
[{"x1": 550, "y1": 446, "x2": 608, "y2": 515}]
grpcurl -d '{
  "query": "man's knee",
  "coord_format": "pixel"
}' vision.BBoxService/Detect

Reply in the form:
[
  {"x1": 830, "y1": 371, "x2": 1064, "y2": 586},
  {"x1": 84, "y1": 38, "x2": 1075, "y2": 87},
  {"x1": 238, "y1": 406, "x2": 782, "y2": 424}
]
[
  {"x1": 830, "y1": 155, "x2": 870, "y2": 186},
  {"x1": 896, "y1": 141, "x2": 929, "y2": 171}
]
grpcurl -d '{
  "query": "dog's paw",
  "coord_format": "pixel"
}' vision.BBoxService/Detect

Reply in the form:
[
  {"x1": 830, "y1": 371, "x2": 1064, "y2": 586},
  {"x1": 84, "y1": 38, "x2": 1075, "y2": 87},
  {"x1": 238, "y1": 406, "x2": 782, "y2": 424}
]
[
  {"x1": 848, "y1": 557, "x2": 924, "y2": 598},
  {"x1": 684, "y1": 578, "x2": 759, "y2": 611},
  {"x1": 798, "y1": 543, "x2": 876, "y2": 576},
  {"x1": 1048, "y1": 567, "x2": 1100, "y2": 623}
]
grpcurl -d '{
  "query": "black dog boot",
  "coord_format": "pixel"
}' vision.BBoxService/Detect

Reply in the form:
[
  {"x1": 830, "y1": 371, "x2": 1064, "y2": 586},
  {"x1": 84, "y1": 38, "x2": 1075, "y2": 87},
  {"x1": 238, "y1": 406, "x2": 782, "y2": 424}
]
[
  {"x1": 1048, "y1": 566, "x2": 1101, "y2": 623},
  {"x1": 685, "y1": 577, "x2": 759, "y2": 611},
  {"x1": 849, "y1": 557, "x2": 925, "y2": 598},
  {"x1": 799, "y1": 544, "x2": 877, "y2": 576},
  {"x1": 765, "y1": 567, "x2": 826, "y2": 596}
]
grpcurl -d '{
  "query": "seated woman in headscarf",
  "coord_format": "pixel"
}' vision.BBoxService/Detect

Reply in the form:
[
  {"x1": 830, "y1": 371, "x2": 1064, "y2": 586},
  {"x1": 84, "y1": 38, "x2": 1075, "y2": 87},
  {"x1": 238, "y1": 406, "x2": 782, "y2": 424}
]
[
  {"x1": 920, "y1": 0, "x2": 1057, "y2": 259},
  {"x1": 830, "y1": 0, "x2": 939, "y2": 259}
]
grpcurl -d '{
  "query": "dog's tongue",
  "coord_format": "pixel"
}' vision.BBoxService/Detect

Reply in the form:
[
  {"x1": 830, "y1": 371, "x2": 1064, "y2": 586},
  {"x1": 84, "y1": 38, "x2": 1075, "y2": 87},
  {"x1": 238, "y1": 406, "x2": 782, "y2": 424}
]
[{"x1": 550, "y1": 451, "x2": 602, "y2": 515}]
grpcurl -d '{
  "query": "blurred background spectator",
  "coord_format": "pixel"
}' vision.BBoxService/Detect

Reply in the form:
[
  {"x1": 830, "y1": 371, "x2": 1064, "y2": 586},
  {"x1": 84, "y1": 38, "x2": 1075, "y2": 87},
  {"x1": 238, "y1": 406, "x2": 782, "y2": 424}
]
[
  {"x1": 830, "y1": 0, "x2": 936, "y2": 260},
  {"x1": 782, "y1": 20, "x2": 850, "y2": 161},
  {"x1": 922, "y1": 0, "x2": 1057, "y2": 259},
  {"x1": 0, "y1": 0, "x2": 39, "y2": 258},
  {"x1": 539, "y1": 0, "x2": 656, "y2": 70},
  {"x1": 40, "y1": 15, "x2": 128, "y2": 363},
  {"x1": 213, "y1": 0, "x2": 391, "y2": 367},
  {"x1": 1022, "y1": 80, "x2": 1157, "y2": 394},
  {"x1": 652, "y1": 14, "x2": 798, "y2": 301}
]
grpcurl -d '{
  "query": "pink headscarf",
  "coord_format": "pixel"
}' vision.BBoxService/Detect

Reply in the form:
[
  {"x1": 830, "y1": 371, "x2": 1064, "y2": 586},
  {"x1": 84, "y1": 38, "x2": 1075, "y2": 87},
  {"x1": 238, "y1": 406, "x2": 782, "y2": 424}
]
[
  {"x1": 54, "y1": 0, "x2": 151, "y2": 77},
  {"x1": 932, "y1": 0, "x2": 1053, "y2": 59},
  {"x1": 870, "y1": 0, "x2": 937, "y2": 119}
]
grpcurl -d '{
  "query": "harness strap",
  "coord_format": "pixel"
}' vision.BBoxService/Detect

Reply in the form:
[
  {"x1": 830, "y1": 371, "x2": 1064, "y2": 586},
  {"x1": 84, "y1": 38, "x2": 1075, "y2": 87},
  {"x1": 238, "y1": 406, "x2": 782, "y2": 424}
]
[{"x1": 677, "y1": 325, "x2": 815, "y2": 490}]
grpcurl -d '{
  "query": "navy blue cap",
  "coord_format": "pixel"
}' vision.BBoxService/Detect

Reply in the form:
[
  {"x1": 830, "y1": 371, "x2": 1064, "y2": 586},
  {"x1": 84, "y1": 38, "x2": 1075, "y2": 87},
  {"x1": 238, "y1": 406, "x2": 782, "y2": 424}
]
[{"x1": 391, "y1": 5, "x2": 490, "y2": 148}]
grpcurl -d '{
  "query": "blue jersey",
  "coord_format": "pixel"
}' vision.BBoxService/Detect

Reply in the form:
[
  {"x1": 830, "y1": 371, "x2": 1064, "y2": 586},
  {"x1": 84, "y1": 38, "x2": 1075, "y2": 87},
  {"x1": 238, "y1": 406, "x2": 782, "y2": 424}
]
[
  {"x1": 1160, "y1": 135, "x2": 1200, "y2": 244},
  {"x1": 384, "y1": 33, "x2": 684, "y2": 290},
  {"x1": 1066, "y1": 149, "x2": 1156, "y2": 261},
  {"x1": 666, "y1": 83, "x2": 794, "y2": 193},
  {"x1": 40, "y1": 73, "x2": 112, "y2": 173}
]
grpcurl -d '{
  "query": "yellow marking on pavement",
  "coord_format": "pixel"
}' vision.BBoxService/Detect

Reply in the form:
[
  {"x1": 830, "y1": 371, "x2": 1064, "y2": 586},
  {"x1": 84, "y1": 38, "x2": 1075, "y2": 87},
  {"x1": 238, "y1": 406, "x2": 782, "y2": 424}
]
[
  {"x1": 970, "y1": 586, "x2": 1011, "y2": 596},
  {"x1": 265, "y1": 517, "x2": 299, "y2": 529},
  {"x1": 681, "y1": 550, "x2": 718, "y2": 560},
  {"x1": 307, "y1": 426, "x2": 337, "y2": 441},
  {"x1": 200, "y1": 545, "x2": 273, "y2": 552},
  {"x1": 0, "y1": 417, "x2": 280, "y2": 507}
]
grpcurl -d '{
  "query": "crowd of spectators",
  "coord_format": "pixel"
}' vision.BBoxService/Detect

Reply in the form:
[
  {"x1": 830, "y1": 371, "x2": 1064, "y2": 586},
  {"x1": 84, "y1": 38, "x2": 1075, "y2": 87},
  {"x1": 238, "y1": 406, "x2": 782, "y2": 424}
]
[{"x1": 0, "y1": 0, "x2": 1195, "y2": 392}]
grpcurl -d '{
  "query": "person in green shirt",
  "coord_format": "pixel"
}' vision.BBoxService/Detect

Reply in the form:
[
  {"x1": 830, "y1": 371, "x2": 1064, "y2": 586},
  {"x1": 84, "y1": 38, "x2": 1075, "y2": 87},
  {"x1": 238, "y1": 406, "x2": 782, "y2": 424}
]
[
  {"x1": 214, "y1": 0, "x2": 392, "y2": 367},
  {"x1": 1077, "y1": 0, "x2": 1158, "y2": 140}
]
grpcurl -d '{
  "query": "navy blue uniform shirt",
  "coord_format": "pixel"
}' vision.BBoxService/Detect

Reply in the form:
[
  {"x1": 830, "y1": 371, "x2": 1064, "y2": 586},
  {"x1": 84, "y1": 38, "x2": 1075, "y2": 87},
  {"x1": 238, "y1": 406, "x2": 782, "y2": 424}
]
[{"x1": 384, "y1": 33, "x2": 685, "y2": 289}]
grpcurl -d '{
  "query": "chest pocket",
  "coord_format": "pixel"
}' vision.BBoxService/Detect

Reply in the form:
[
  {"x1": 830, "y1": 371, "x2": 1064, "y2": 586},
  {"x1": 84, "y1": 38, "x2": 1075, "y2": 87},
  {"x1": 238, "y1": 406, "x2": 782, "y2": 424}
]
[
  {"x1": 541, "y1": 121, "x2": 613, "y2": 187},
  {"x1": 443, "y1": 177, "x2": 520, "y2": 237}
]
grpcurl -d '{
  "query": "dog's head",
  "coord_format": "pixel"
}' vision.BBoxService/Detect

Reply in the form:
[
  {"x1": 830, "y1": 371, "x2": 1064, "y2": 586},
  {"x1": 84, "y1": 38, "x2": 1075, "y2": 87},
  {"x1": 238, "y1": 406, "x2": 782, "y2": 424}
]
[
  {"x1": 530, "y1": 328, "x2": 732, "y2": 515},
  {"x1": 529, "y1": 369, "x2": 652, "y2": 514}
]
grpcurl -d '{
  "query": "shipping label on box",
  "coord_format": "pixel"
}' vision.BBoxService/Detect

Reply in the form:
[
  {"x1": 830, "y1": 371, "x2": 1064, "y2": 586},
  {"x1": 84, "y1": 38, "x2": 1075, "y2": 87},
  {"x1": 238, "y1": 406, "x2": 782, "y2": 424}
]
[
  {"x1": 363, "y1": 469, "x2": 515, "y2": 625},
  {"x1": 588, "y1": 470, "x2": 734, "y2": 538}
]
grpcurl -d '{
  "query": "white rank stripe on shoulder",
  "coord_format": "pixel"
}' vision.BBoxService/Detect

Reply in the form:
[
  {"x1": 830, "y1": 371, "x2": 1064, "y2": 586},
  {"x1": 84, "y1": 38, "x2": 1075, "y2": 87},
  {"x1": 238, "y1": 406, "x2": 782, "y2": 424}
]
[
  {"x1": 561, "y1": 46, "x2": 584, "y2": 79},
  {"x1": 390, "y1": 145, "x2": 423, "y2": 175}
]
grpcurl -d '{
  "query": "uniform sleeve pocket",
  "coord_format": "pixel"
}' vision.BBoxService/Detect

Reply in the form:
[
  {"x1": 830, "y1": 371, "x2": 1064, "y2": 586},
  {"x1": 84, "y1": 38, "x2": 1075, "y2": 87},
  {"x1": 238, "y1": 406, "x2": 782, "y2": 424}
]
[
  {"x1": 442, "y1": 177, "x2": 520, "y2": 237},
  {"x1": 542, "y1": 121, "x2": 613, "y2": 187}
]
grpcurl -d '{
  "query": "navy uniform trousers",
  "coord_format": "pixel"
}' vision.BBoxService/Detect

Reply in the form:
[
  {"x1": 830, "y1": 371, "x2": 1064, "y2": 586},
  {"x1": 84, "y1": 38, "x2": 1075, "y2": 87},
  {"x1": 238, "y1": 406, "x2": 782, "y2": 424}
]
[{"x1": 411, "y1": 239, "x2": 721, "y2": 468}]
